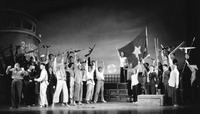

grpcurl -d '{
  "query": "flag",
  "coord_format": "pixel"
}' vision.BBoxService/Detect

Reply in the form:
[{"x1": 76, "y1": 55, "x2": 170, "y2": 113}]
[{"x1": 118, "y1": 28, "x2": 148, "y2": 68}]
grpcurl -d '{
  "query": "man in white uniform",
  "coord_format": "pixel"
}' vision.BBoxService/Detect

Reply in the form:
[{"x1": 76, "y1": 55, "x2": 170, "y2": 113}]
[
  {"x1": 168, "y1": 53, "x2": 179, "y2": 106},
  {"x1": 85, "y1": 60, "x2": 95, "y2": 104},
  {"x1": 52, "y1": 55, "x2": 69, "y2": 107},
  {"x1": 34, "y1": 63, "x2": 49, "y2": 108},
  {"x1": 74, "y1": 55, "x2": 84, "y2": 105},
  {"x1": 94, "y1": 60, "x2": 107, "y2": 103}
]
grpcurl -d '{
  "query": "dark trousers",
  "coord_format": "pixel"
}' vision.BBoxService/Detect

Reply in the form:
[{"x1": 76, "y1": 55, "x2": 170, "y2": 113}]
[
  {"x1": 141, "y1": 76, "x2": 147, "y2": 94},
  {"x1": 11, "y1": 79, "x2": 23, "y2": 108},
  {"x1": 132, "y1": 84, "x2": 138, "y2": 102},
  {"x1": 164, "y1": 84, "x2": 170, "y2": 105},
  {"x1": 34, "y1": 82, "x2": 40, "y2": 105},
  {"x1": 47, "y1": 84, "x2": 54, "y2": 105},
  {"x1": 127, "y1": 80, "x2": 132, "y2": 96},
  {"x1": 164, "y1": 84, "x2": 169, "y2": 96},
  {"x1": 149, "y1": 82, "x2": 156, "y2": 94},
  {"x1": 169, "y1": 86, "x2": 177, "y2": 105},
  {"x1": 24, "y1": 82, "x2": 35, "y2": 106},
  {"x1": 120, "y1": 67, "x2": 127, "y2": 83},
  {"x1": 82, "y1": 81, "x2": 87, "y2": 100}
]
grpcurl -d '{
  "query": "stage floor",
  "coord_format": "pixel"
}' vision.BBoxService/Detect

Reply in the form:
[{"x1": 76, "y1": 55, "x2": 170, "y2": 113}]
[{"x1": 0, "y1": 102, "x2": 200, "y2": 114}]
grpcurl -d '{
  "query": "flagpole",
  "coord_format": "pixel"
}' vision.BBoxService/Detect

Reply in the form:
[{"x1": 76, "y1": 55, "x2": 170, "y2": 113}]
[
  {"x1": 156, "y1": 38, "x2": 159, "y2": 74},
  {"x1": 156, "y1": 38, "x2": 158, "y2": 67},
  {"x1": 154, "y1": 38, "x2": 157, "y2": 67},
  {"x1": 145, "y1": 26, "x2": 149, "y2": 52},
  {"x1": 144, "y1": 26, "x2": 149, "y2": 60},
  {"x1": 145, "y1": 26, "x2": 149, "y2": 49}
]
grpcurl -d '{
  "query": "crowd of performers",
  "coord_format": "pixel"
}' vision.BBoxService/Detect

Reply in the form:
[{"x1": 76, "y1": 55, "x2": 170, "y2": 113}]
[
  {"x1": 3, "y1": 42, "x2": 199, "y2": 109},
  {"x1": 117, "y1": 46, "x2": 199, "y2": 106},
  {"x1": 5, "y1": 48, "x2": 107, "y2": 109}
]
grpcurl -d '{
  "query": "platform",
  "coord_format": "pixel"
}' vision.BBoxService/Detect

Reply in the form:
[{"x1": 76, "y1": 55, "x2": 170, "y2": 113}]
[{"x1": 138, "y1": 95, "x2": 164, "y2": 106}]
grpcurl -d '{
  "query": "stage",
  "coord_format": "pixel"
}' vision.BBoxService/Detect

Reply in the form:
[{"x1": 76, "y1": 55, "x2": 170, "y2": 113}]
[{"x1": 0, "y1": 102, "x2": 199, "y2": 114}]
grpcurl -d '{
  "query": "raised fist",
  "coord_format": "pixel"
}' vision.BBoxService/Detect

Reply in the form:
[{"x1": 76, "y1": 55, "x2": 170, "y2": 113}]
[{"x1": 7, "y1": 66, "x2": 12, "y2": 69}]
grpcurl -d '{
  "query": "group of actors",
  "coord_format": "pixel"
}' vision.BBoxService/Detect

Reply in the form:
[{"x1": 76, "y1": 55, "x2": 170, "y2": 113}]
[
  {"x1": 4, "y1": 42, "x2": 199, "y2": 109},
  {"x1": 117, "y1": 46, "x2": 199, "y2": 106},
  {"x1": 5, "y1": 47, "x2": 107, "y2": 109}
]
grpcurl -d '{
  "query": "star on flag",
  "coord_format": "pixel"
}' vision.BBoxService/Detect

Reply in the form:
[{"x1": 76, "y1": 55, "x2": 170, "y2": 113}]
[{"x1": 132, "y1": 46, "x2": 141, "y2": 59}]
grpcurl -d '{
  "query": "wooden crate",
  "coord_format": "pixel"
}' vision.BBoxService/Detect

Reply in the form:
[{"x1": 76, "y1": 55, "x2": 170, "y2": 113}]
[
  {"x1": 117, "y1": 83, "x2": 127, "y2": 89},
  {"x1": 109, "y1": 95, "x2": 119, "y2": 101},
  {"x1": 118, "y1": 89, "x2": 128, "y2": 95},
  {"x1": 104, "y1": 83, "x2": 118, "y2": 89},
  {"x1": 138, "y1": 95, "x2": 164, "y2": 106},
  {"x1": 109, "y1": 89, "x2": 118, "y2": 96}
]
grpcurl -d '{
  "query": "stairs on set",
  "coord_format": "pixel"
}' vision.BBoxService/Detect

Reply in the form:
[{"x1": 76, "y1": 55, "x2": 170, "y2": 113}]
[{"x1": 107, "y1": 83, "x2": 129, "y2": 102}]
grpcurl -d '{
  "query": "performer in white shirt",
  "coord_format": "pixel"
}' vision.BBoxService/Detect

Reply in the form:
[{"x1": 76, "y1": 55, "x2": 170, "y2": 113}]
[
  {"x1": 116, "y1": 47, "x2": 128, "y2": 83},
  {"x1": 74, "y1": 54, "x2": 84, "y2": 105},
  {"x1": 168, "y1": 57, "x2": 179, "y2": 107},
  {"x1": 34, "y1": 63, "x2": 49, "y2": 108},
  {"x1": 85, "y1": 60, "x2": 95, "y2": 104},
  {"x1": 82, "y1": 62, "x2": 87, "y2": 102},
  {"x1": 93, "y1": 60, "x2": 107, "y2": 103},
  {"x1": 131, "y1": 65, "x2": 139, "y2": 103},
  {"x1": 52, "y1": 54, "x2": 69, "y2": 107}
]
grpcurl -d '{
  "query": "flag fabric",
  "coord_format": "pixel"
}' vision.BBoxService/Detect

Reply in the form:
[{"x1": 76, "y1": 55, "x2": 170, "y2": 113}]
[{"x1": 118, "y1": 29, "x2": 148, "y2": 68}]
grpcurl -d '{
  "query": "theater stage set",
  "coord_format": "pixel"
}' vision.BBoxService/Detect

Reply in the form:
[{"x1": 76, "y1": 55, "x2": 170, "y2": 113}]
[{"x1": 1, "y1": 0, "x2": 200, "y2": 114}]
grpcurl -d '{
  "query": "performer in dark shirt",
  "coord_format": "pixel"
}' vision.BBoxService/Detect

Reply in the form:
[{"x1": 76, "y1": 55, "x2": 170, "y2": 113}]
[
  {"x1": 148, "y1": 66, "x2": 157, "y2": 94},
  {"x1": 162, "y1": 64, "x2": 170, "y2": 105}
]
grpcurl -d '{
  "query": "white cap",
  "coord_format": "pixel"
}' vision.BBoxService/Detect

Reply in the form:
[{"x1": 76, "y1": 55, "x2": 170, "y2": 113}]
[{"x1": 40, "y1": 54, "x2": 45, "y2": 58}]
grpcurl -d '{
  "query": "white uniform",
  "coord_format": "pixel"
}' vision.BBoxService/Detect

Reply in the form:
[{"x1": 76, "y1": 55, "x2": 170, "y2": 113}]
[
  {"x1": 86, "y1": 64, "x2": 95, "y2": 101},
  {"x1": 119, "y1": 57, "x2": 127, "y2": 68},
  {"x1": 37, "y1": 68, "x2": 48, "y2": 106},
  {"x1": 53, "y1": 67, "x2": 68, "y2": 103},
  {"x1": 68, "y1": 68, "x2": 75, "y2": 102},
  {"x1": 74, "y1": 64, "x2": 83, "y2": 102},
  {"x1": 168, "y1": 68, "x2": 179, "y2": 88},
  {"x1": 94, "y1": 67, "x2": 105, "y2": 102},
  {"x1": 131, "y1": 73, "x2": 139, "y2": 88},
  {"x1": 53, "y1": 57, "x2": 68, "y2": 104}
]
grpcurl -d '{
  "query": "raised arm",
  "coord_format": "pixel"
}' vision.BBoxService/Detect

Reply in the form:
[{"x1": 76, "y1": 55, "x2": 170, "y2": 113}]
[
  {"x1": 6, "y1": 66, "x2": 13, "y2": 74},
  {"x1": 102, "y1": 60, "x2": 105, "y2": 72},
  {"x1": 160, "y1": 50, "x2": 166, "y2": 62},
  {"x1": 45, "y1": 48, "x2": 49, "y2": 64},
  {"x1": 61, "y1": 54, "x2": 65, "y2": 65},
  {"x1": 85, "y1": 60, "x2": 88, "y2": 73},
  {"x1": 168, "y1": 54, "x2": 173, "y2": 67},
  {"x1": 95, "y1": 61, "x2": 98, "y2": 71},
  {"x1": 74, "y1": 52, "x2": 78, "y2": 65},
  {"x1": 116, "y1": 47, "x2": 121, "y2": 59},
  {"x1": 91, "y1": 61, "x2": 96, "y2": 73},
  {"x1": 53, "y1": 56, "x2": 57, "y2": 72}
]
